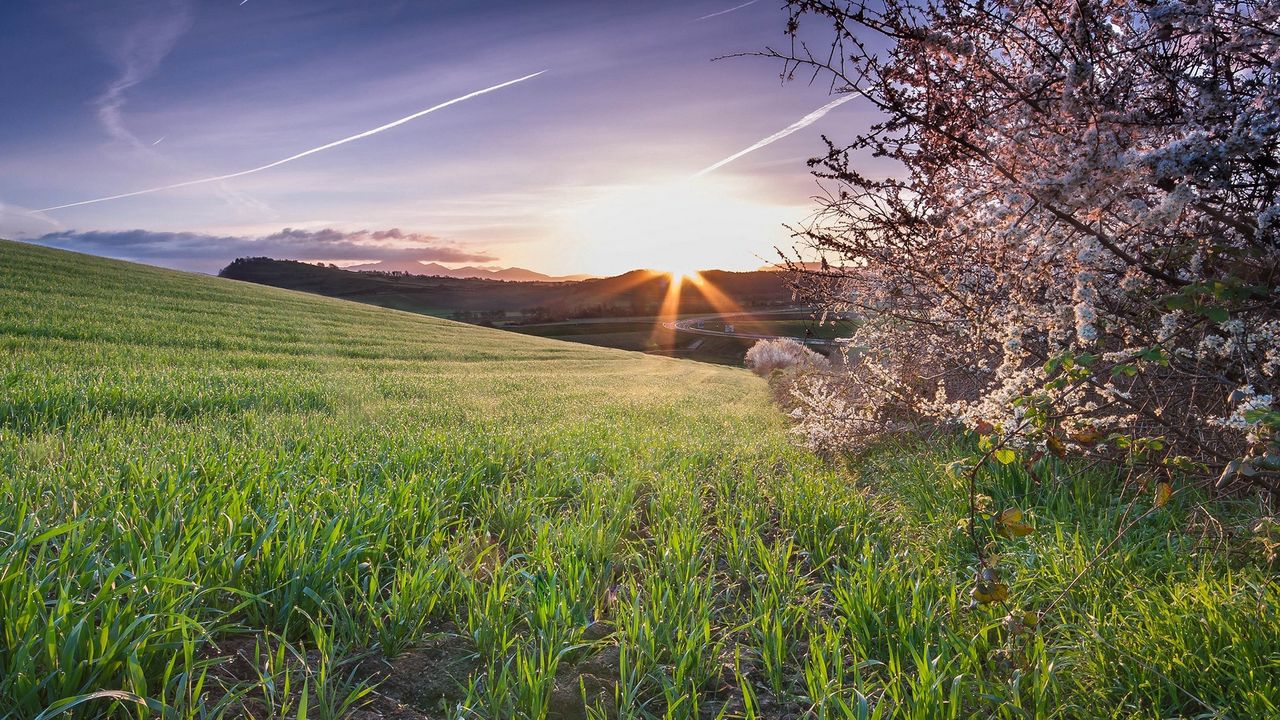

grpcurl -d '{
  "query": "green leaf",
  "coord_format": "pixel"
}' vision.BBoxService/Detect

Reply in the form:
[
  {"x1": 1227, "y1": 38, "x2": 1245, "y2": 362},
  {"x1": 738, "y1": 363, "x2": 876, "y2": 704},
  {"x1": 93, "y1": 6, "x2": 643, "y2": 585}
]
[
  {"x1": 32, "y1": 520, "x2": 85, "y2": 545},
  {"x1": 994, "y1": 448, "x2": 1016, "y2": 465},
  {"x1": 1243, "y1": 408, "x2": 1280, "y2": 427},
  {"x1": 297, "y1": 678, "x2": 309, "y2": 720},
  {"x1": 127, "y1": 653, "x2": 147, "y2": 698},
  {"x1": 1044, "y1": 357, "x2": 1062, "y2": 374},
  {"x1": 1138, "y1": 347, "x2": 1170, "y2": 366},
  {"x1": 1203, "y1": 305, "x2": 1229, "y2": 323},
  {"x1": 1111, "y1": 363, "x2": 1138, "y2": 377},
  {"x1": 33, "y1": 691, "x2": 163, "y2": 720}
]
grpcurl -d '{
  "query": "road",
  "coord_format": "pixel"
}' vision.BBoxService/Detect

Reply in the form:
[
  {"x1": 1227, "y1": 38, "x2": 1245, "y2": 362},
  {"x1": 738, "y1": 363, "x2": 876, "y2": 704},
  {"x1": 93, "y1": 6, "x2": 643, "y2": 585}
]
[{"x1": 663, "y1": 310, "x2": 843, "y2": 347}]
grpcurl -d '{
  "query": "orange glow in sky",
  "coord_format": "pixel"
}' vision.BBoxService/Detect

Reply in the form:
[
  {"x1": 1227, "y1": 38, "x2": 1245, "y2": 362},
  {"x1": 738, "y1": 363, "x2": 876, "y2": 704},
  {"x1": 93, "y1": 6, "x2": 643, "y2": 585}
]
[{"x1": 553, "y1": 177, "x2": 805, "y2": 277}]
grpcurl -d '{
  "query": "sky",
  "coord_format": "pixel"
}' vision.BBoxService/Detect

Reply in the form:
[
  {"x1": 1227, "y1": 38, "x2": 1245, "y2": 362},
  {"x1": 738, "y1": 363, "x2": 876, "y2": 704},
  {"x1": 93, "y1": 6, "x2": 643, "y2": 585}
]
[{"x1": 0, "y1": 0, "x2": 878, "y2": 276}]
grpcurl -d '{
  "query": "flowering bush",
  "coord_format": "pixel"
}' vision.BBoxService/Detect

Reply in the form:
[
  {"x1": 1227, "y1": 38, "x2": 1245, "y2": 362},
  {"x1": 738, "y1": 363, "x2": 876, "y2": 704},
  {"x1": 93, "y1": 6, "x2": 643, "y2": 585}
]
[
  {"x1": 772, "y1": 0, "x2": 1280, "y2": 492},
  {"x1": 744, "y1": 338, "x2": 830, "y2": 377}
]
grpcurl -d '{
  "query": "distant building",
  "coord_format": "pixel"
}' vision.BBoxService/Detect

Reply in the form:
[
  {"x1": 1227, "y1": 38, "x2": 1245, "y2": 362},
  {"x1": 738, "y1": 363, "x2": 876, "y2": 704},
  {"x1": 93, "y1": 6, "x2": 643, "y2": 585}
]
[{"x1": 724, "y1": 323, "x2": 734, "y2": 334}]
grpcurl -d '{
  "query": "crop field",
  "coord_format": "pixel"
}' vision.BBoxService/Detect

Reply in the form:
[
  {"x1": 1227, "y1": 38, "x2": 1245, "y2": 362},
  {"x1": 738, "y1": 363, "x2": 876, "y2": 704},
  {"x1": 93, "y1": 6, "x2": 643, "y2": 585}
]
[
  {"x1": 508, "y1": 319, "x2": 754, "y2": 365},
  {"x1": 693, "y1": 318, "x2": 853, "y2": 342},
  {"x1": 506, "y1": 313, "x2": 849, "y2": 366},
  {"x1": 2, "y1": 239, "x2": 1278, "y2": 719}
]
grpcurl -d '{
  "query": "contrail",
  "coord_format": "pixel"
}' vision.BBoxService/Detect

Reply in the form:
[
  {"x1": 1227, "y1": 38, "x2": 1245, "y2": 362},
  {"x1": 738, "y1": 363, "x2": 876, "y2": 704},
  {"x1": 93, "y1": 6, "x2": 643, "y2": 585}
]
[
  {"x1": 696, "y1": 0, "x2": 759, "y2": 21},
  {"x1": 690, "y1": 92, "x2": 860, "y2": 178},
  {"x1": 37, "y1": 70, "x2": 547, "y2": 213}
]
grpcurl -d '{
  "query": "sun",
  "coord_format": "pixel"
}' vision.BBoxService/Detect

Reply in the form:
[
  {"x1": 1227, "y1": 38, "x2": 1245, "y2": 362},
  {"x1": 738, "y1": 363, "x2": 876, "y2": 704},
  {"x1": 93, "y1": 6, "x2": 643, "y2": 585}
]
[
  {"x1": 661, "y1": 263, "x2": 705, "y2": 281},
  {"x1": 555, "y1": 177, "x2": 796, "y2": 276}
]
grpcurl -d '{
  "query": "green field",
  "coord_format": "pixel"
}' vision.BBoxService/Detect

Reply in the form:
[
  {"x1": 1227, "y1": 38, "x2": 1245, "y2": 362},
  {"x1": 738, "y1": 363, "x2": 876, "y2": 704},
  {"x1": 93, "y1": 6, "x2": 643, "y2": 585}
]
[
  {"x1": 508, "y1": 319, "x2": 757, "y2": 365},
  {"x1": 693, "y1": 318, "x2": 853, "y2": 342},
  {"x1": 2, "y1": 240, "x2": 1278, "y2": 719},
  {"x1": 506, "y1": 314, "x2": 851, "y2": 366}
]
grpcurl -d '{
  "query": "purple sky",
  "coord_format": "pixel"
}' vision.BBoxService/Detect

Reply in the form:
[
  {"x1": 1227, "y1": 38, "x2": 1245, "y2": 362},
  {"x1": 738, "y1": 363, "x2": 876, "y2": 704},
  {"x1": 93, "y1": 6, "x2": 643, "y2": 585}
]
[{"x1": 0, "y1": 1, "x2": 878, "y2": 275}]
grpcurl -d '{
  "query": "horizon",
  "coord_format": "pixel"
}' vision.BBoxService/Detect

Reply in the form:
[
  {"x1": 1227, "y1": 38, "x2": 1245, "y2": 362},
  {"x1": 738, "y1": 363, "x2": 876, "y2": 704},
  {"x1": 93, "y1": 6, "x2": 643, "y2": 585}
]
[
  {"x1": 0, "y1": 1, "x2": 881, "y2": 277},
  {"x1": 228, "y1": 252, "x2": 801, "y2": 280}
]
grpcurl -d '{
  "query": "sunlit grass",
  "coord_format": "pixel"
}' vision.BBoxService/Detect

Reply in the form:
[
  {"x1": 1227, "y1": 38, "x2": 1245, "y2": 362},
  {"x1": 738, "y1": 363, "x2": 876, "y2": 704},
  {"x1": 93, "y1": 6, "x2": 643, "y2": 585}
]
[{"x1": 1, "y1": 240, "x2": 1277, "y2": 719}]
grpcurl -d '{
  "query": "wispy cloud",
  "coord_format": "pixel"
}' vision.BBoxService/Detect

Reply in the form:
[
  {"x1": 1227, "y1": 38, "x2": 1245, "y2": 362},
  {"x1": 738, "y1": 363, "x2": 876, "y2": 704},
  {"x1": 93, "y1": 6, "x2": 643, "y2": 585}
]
[
  {"x1": 37, "y1": 70, "x2": 548, "y2": 213},
  {"x1": 696, "y1": 0, "x2": 759, "y2": 21},
  {"x1": 25, "y1": 227, "x2": 495, "y2": 272},
  {"x1": 691, "y1": 93, "x2": 861, "y2": 178},
  {"x1": 0, "y1": 200, "x2": 63, "y2": 237},
  {"x1": 95, "y1": 0, "x2": 193, "y2": 150}
]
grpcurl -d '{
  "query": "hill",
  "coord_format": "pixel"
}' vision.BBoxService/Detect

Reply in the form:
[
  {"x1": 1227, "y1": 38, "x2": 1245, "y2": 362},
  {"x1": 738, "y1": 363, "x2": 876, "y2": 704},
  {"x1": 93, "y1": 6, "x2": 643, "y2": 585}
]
[
  {"x1": 218, "y1": 257, "x2": 806, "y2": 365},
  {"x1": 344, "y1": 259, "x2": 594, "y2": 282},
  {"x1": 218, "y1": 256, "x2": 796, "y2": 320},
  {"x1": 2, "y1": 239, "x2": 1275, "y2": 719}
]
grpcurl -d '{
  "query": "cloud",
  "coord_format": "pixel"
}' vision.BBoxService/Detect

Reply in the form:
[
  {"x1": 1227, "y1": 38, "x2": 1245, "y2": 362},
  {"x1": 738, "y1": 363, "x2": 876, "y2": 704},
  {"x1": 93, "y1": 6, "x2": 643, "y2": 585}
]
[
  {"x1": 24, "y1": 227, "x2": 495, "y2": 273},
  {"x1": 94, "y1": 0, "x2": 194, "y2": 149},
  {"x1": 38, "y1": 70, "x2": 547, "y2": 212},
  {"x1": 0, "y1": 200, "x2": 63, "y2": 237},
  {"x1": 691, "y1": 93, "x2": 861, "y2": 178},
  {"x1": 696, "y1": 1, "x2": 759, "y2": 21}
]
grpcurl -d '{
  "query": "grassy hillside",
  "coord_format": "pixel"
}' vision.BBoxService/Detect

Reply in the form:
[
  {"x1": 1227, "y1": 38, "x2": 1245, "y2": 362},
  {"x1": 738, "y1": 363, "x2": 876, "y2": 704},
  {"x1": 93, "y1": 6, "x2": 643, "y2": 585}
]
[{"x1": 2, "y1": 240, "x2": 1277, "y2": 719}]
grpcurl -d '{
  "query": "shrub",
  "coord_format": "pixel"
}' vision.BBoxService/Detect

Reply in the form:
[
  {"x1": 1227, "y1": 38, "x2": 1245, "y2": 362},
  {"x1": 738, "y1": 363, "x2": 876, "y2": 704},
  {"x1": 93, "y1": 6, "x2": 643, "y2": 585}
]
[
  {"x1": 744, "y1": 338, "x2": 829, "y2": 377},
  {"x1": 769, "y1": 0, "x2": 1279, "y2": 490}
]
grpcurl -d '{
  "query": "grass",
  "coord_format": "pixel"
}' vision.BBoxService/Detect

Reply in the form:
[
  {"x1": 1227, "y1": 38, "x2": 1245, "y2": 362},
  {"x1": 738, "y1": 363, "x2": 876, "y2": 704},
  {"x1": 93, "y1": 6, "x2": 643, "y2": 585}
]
[
  {"x1": 1, "y1": 239, "x2": 1277, "y2": 719},
  {"x1": 509, "y1": 319, "x2": 757, "y2": 365},
  {"x1": 695, "y1": 319, "x2": 851, "y2": 341}
]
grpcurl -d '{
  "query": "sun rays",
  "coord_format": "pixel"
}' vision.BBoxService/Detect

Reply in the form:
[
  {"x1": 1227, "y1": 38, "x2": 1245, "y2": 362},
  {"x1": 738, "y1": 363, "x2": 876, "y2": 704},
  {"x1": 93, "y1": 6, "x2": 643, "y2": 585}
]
[
  {"x1": 647, "y1": 269, "x2": 747, "y2": 347},
  {"x1": 655, "y1": 272, "x2": 688, "y2": 321},
  {"x1": 682, "y1": 271, "x2": 744, "y2": 317},
  {"x1": 651, "y1": 270, "x2": 745, "y2": 320}
]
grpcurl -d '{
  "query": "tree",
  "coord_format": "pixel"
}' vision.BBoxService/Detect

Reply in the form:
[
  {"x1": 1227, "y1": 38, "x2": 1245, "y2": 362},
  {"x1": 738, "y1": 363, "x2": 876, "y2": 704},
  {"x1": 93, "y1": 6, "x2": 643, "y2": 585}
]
[{"x1": 774, "y1": 0, "x2": 1279, "y2": 491}]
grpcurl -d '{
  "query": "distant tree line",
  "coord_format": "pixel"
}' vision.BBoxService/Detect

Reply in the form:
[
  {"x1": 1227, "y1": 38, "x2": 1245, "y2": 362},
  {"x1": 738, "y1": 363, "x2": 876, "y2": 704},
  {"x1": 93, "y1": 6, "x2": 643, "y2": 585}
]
[{"x1": 450, "y1": 310, "x2": 508, "y2": 326}]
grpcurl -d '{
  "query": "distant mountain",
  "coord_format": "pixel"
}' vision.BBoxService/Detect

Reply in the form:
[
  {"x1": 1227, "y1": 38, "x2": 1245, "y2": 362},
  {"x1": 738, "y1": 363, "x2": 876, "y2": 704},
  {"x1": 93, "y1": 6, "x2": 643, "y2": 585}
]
[
  {"x1": 342, "y1": 259, "x2": 594, "y2": 282},
  {"x1": 757, "y1": 261, "x2": 846, "y2": 272}
]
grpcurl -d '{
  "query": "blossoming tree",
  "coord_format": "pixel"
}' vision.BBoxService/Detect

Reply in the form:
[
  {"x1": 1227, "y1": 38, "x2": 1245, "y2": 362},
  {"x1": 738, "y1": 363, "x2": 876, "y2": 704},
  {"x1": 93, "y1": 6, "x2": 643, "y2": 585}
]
[{"x1": 776, "y1": 0, "x2": 1280, "y2": 495}]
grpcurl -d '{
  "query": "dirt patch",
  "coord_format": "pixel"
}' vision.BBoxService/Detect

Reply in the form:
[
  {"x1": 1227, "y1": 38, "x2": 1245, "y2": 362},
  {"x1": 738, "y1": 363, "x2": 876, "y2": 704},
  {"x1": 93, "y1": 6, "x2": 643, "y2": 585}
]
[
  {"x1": 355, "y1": 632, "x2": 479, "y2": 717},
  {"x1": 196, "y1": 631, "x2": 475, "y2": 719}
]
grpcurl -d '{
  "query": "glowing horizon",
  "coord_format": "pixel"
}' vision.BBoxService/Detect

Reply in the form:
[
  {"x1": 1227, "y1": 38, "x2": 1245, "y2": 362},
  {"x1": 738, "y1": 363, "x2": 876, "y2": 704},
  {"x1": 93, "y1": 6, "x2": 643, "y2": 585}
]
[{"x1": 0, "y1": 2, "x2": 869, "y2": 277}]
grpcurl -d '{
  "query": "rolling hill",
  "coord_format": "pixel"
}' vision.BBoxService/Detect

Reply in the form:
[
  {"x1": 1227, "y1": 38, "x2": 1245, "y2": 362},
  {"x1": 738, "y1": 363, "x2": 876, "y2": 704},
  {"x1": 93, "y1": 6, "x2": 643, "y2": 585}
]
[
  {"x1": 217, "y1": 256, "x2": 808, "y2": 365},
  {"x1": 2, "y1": 239, "x2": 1275, "y2": 719},
  {"x1": 343, "y1": 259, "x2": 595, "y2": 282},
  {"x1": 218, "y1": 256, "x2": 796, "y2": 319}
]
